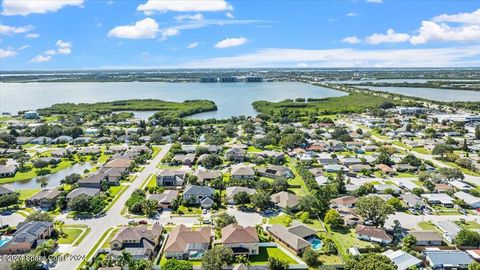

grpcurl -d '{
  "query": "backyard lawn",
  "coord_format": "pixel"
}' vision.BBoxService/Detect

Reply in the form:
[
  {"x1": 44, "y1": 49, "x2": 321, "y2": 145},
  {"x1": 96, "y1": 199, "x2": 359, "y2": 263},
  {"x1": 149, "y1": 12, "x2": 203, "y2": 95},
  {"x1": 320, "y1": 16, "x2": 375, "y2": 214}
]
[
  {"x1": 417, "y1": 221, "x2": 438, "y2": 230},
  {"x1": 19, "y1": 189, "x2": 40, "y2": 201},
  {"x1": 318, "y1": 254, "x2": 343, "y2": 265},
  {"x1": 250, "y1": 247, "x2": 297, "y2": 265}
]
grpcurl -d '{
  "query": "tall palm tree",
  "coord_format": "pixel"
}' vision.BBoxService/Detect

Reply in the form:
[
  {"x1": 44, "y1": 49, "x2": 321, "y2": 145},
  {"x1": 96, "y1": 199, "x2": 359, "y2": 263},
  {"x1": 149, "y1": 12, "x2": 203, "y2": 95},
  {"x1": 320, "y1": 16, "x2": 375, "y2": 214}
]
[
  {"x1": 38, "y1": 176, "x2": 48, "y2": 189},
  {"x1": 117, "y1": 250, "x2": 133, "y2": 269}
]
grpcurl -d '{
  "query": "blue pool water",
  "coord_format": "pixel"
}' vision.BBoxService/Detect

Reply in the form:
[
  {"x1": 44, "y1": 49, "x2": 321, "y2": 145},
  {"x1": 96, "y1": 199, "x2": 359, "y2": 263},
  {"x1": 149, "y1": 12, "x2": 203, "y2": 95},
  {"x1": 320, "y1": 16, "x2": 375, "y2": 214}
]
[
  {"x1": 0, "y1": 237, "x2": 12, "y2": 247},
  {"x1": 309, "y1": 238, "x2": 323, "y2": 250}
]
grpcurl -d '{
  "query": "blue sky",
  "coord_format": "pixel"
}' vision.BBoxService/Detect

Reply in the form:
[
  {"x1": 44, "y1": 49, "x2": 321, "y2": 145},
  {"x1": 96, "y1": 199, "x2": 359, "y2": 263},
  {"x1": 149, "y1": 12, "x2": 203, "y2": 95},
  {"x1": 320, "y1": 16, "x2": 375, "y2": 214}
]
[{"x1": 1, "y1": 0, "x2": 479, "y2": 70}]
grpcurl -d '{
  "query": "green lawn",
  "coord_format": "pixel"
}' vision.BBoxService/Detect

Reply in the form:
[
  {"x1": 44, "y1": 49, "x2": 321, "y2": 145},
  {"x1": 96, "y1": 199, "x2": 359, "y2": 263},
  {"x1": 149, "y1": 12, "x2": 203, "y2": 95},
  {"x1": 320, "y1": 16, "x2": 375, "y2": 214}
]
[
  {"x1": 78, "y1": 227, "x2": 115, "y2": 269},
  {"x1": 19, "y1": 189, "x2": 40, "y2": 201},
  {"x1": 269, "y1": 214, "x2": 292, "y2": 226},
  {"x1": 286, "y1": 158, "x2": 309, "y2": 197},
  {"x1": 250, "y1": 247, "x2": 297, "y2": 265},
  {"x1": 145, "y1": 174, "x2": 157, "y2": 188},
  {"x1": 152, "y1": 146, "x2": 162, "y2": 158},
  {"x1": 176, "y1": 205, "x2": 202, "y2": 215},
  {"x1": 318, "y1": 254, "x2": 343, "y2": 265},
  {"x1": 417, "y1": 221, "x2": 438, "y2": 230},
  {"x1": 57, "y1": 228, "x2": 84, "y2": 244},
  {"x1": 412, "y1": 147, "x2": 432, "y2": 155},
  {"x1": 457, "y1": 220, "x2": 480, "y2": 230},
  {"x1": 108, "y1": 185, "x2": 124, "y2": 197},
  {"x1": 247, "y1": 146, "x2": 264, "y2": 153},
  {"x1": 101, "y1": 228, "x2": 119, "y2": 248}
]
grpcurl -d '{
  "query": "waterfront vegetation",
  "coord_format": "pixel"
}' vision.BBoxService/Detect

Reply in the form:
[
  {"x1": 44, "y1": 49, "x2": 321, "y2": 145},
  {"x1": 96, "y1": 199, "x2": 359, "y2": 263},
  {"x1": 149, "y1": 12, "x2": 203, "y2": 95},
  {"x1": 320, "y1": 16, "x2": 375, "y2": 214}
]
[
  {"x1": 252, "y1": 93, "x2": 397, "y2": 117},
  {"x1": 38, "y1": 99, "x2": 217, "y2": 118}
]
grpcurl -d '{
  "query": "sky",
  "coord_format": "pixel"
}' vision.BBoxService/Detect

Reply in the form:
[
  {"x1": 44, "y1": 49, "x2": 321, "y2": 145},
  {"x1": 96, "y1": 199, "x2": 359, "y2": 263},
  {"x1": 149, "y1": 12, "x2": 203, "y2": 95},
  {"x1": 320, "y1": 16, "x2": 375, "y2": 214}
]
[{"x1": 1, "y1": 0, "x2": 480, "y2": 70}]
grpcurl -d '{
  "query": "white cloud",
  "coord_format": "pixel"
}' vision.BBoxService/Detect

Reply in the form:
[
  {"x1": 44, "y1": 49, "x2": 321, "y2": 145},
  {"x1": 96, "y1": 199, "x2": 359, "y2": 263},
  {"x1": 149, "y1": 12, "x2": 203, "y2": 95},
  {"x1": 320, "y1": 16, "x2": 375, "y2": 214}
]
[
  {"x1": 160, "y1": 28, "x2": 180, "y2": 40},
  {"x1": 226, "y1": 12, "x2": 234, "y2": 19},
  {"x1": 214, "y1": 37, "x2": 248, "y2": 48},
  {"x1": 0, "y1": 48, "x2": 17, "y2": 58},
  {"x1": 30, "y1": 40, "x2": 72, "y2": 63},
  {"x1": 137, "y1": 0, "x2": 232, "y2": 14},
  {"x1": 30, "y1": 54, "x2": 52, "y2": 63},
  {"x1": 25, "y1": 33, "x2": 40, "y2": 38},
  {"x1": 342, "y1": 36, "x2": 361, "y2": 44},
  {"x1": 175, "y1": 13, "x2": 204, "y2": 21},
  {"x1": 108, "y1": 18, "x2": 159, "y2": 39},
  {"x1": 187, "y1": 42, "x2": 199, "y2": 48},
  {"x1": 183, "y1": 46, "x2": 480, "y2": 68},
  {"x1": 346, "y1": 12, "x2": 358, "y2": 17},
  {"x1": 433, "y1": 8, "x2": 480, "y2": 25},
  {"x1": 297, "y1": 63, "x2": 309, "y2": 68},
  {"x1": 2, "y1": 0, "x2": 83, "y2": 16},
  {"x1": 365, "y1": 29, "x2": 411, "y2": 44},
  {"x1": 56, "y1": 40, "x2": 72, "y2": 55},
  {"x1": 366, "y1": 0, "x2": 382, "y2": 3},
  {"x1": 0, "y1": 24, "x2": 33, "y2": 35},
  {"x1": 410, "y1": 20, "x2": 480, "y2": 45}
]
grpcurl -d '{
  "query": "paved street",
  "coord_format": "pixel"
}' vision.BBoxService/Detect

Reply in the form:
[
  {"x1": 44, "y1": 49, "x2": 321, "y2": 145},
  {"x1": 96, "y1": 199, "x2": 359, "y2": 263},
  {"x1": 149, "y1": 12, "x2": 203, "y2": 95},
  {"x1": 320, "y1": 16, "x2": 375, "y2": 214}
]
[
  {"x1": 386, "y1": 211, "x2": 478, "y2": 230},
  {"x1": 52, "y1": 144, "x2": 172, "y2": 270}
]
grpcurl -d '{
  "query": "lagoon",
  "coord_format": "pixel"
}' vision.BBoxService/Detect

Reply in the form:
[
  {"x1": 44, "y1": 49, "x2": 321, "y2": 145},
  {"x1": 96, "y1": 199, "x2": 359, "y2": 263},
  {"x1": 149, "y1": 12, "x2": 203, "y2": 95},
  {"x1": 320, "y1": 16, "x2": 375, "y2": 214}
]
[{"x1": 0, "y1": 82, "x2": 346, "y2": 119}]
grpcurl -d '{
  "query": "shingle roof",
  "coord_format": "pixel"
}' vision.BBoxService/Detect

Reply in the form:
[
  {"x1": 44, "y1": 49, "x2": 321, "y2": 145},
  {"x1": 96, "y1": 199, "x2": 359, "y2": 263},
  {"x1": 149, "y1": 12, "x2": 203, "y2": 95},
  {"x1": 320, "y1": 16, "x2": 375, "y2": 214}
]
[
  {"x1": 267, "y1": 224, "x2": 310, "y2": 251},
  {"x1": 164, "y1": 225, "x2": 211, "y2": 253},
  {"x1": 221, "y1": 224, "x2": 259, "y2": 244}
]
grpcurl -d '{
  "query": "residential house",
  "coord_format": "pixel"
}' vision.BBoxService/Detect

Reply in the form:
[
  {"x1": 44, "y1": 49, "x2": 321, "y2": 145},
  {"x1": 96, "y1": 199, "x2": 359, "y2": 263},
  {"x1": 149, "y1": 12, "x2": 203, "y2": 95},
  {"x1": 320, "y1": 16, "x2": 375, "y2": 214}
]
[
  {"x1": 401, "y1": 194, "x2": 428, "y2": 210},
  {"x1": 0, "y1": 221, "x2": 54, "y2": 254},
  {"x1": 270, "y1": 191, "x2": 299, "y2": 209},
  {"x1": 408, "y1": 230, "x2": 443, "y2": 246},
  {"x1": 0, "y1": 165, "x2": 17, "y2": 178},
  {"x1": 330, "y1": 196, "x2": 358, "y2": 208},
  {"x1": 148, "y1": 190, "x2": 179, "y2": 209},
  {"x1": 317, "y1": 153, "x2": 338, "y2": 165},
  {"x1": 324, "y1": 164, "x2": 347, "y2": 173},
  {"x1": 66, "y1": 187, "x2": 100, "y2": 200},
  {"x1": 454, "y1": 191, "x2": 480, "y2": 208},
  {"x1": 230, "y1": 165, "x2": 255, "y2": 180},
  {"x1": 422, "y1": 194, "x2": 455, "y2": 208},
  {"x1": 382, "y1": 250, "x2": 421, "y2": 270},
  {"x1": 31, "y1": 136, "x2": 52, "y2": 144},
  {"x1": 256, "y1": 165, "x2": 293, "y2": 179},
  {"x1": 104, "y1": 157, "x2": 132, "y2": 169},
  {"x1": 0, "y1": 185, "x2": 14, "y2": 197},
  {"x1": 163, "y1": 225, "x2": 212, "y2": 259},
  {"x1": 221, "y1": 224, "x2": 259, "y2": 255},
  {"x1": 450, "y1": 181, "x2": 474, "y2": 192},
  {"x1": 226, "y1": 187, "x2": 256, "y2": 204},
  {"x1": 377, "y1": 164, "x2": 396, "y2": 175},
  {"x1": 172, "y1": 154, "x2": 196, "y2": 166},
  {"x1": 156, "y1": 169, "x2": 187, "y2": 186},
  {"x1": 355, "y1": 225, "x2": 393, "y2": 244},
  {"x1": 266, "y1": 223, "x2": 313, "y2": 255},
  {"x1": 25, "y1": 189, "x2": 61, "y2": 210},
  {"x1": 110, "y1": 223, "x2": 162, "y2": 260},
  {"x1": 374, "y1": 184, "x2": 401, "y2": 194},
  {"x1": 424, "y1": 250, "x2": 472, "y2": 270},
  {"x1": 194, "y1": 170, "x2": 222, "y2": 184},
  {"x1": 183, "y1": 185, "x2": 215, "y2": 208},
  {"x1": 225, "y1": 148, "x2": 246, "y2": 162},
  {"x1": 435, "y1": 220, "x2": 461, "y2": 243}
]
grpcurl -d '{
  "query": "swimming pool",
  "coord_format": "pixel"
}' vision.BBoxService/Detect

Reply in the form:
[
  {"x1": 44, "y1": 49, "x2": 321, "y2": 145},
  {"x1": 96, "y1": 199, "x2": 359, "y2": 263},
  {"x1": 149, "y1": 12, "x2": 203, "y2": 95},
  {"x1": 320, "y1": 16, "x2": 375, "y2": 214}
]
[
  {"x1": 0, "y1": 236, "x2": 12, "y2": 247},
  {"x1": 309, "y1": 237, "x2": 323, "y2": 250}
]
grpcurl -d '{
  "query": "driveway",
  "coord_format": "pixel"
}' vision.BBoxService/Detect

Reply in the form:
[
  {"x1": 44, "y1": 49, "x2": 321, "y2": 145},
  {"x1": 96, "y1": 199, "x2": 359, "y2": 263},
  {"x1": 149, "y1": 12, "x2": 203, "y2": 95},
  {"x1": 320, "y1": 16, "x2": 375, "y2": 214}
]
[
  {"x1": 0, "y1": 213, "x2": 25, "y2": 227},
  {"x1": 227, "y1": 208, "x2": 263, "y2": 227}
]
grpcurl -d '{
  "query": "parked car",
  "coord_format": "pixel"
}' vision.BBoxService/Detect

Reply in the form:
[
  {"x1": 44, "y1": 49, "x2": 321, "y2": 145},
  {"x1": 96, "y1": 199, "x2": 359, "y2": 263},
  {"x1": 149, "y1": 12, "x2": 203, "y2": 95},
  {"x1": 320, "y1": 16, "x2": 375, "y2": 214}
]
[
  {"x1": 128, "y1": 220, "x2": 136, "y2": 225},
  {"x1": 139, "y1": 220, "x2": 148, "y2": 225}
]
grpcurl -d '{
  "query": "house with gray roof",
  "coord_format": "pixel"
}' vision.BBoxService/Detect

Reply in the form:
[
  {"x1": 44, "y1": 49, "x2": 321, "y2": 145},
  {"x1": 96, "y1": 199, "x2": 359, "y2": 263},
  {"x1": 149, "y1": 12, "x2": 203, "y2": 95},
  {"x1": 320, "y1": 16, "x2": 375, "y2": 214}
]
[
  {"x1": 183, "y1": 185, "x2": 215, "y2": 207},
  {"x1": 382, "y1": 250, "x2": 421, "y2": 270},
  {"x1": 110, "y1": 223, "x2": 162, "y2": 260},
  {"x1": 454, "y1": 191, "x2": 480, "y2": 208},
  {"x1": 435, "y1": 220, "x2": 461, "y2": 243},
  {"x1": 156, "y1": 169, "x2": 187, "y2": 186},
  {"x1": 0, "y1": 221, "x2": 53, "y2": 254},
  {"x1": 226, "y1": 186, "x2": 256, "y2": 204},
  {"x1": 26, "y1": 189, "x2": 61, "y2": 210},
  {"x1": 0, "y1": 165, "x2": 17, "y2": 178},
  {"x1": 424, "y1": 250, "x2": 472, "y2": 269},
  {"x1": 408, "y1": 230, "x2": 443, "y2": 246},
  {"x1": 267, "y1": 224, "x2": 311, "y2": 255},
  {"x1": 401, "y1": 193, "x2": 427, "y2": 210},
  {"x1": 148, "y1": 190, "x2": 179, "y2": 209},
  {"x1": 66, "y1": 187, "x2": 100, "y2": 200},
  {"x1": 231, "y1": 165, "x2": 255, "y2": 180},
  {"x1": 256, "y1": 165, "x2": 293, "y2": 179}
]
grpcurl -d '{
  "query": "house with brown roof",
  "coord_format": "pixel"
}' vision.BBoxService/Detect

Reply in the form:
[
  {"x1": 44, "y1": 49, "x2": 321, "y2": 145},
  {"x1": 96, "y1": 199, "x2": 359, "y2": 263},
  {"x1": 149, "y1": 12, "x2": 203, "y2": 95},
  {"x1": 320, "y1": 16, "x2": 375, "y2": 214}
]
[
  {"x1": 163, "y1": 225, "x2": 212, "y2": 259},
  {"x1": 355, "y1": 225, "x2": 393, "y2": 244},
  {"x1": 270, "y1": 191, "x2": 299, "y2": 209},
  {"x1": 266, "y1": 224, "x2": 312, "y2": 254},
  {"x1": 194, "y1": 170, "x2": 222, "y2": 183},
  {"x1": 25, "y1": 189, "x2": 61, "y2": 210},
  {"x1": 330, "y1": 196, "x2": 358, "y2": 208},
  {"x1": 0, "y1": 221, "x2": 54, "y2": 254},
  {"x1": 408, "y1": 230, "x2": 443, "y2": 246},
  {"x1": 110, "y1": 223, "x2": 162, "y2": 260},
  {"x1": 230, "y1": 165, "x2": 255, "y2": 180},
  {"x1": 104, "y1": 157, "x2": 132, "y2": 169},
  {"x1": 377, "y1": 164, "x2": 396, "y2": 175},
  {"x1": 221, "y1": 224, "x2": 259, "y2": 255},
  {"x1": 147, "y1": 190, "x2": 179, "y2": 209}
]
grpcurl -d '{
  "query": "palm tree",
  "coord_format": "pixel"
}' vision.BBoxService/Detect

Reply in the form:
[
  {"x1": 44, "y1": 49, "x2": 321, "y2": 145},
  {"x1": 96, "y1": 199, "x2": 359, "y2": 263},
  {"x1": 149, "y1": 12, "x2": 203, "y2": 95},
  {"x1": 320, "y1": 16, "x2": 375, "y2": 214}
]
[
  {"x1": 117, "y1": 250, "x2": 133, "y2": 269},
  {"x1": 142, "y1": 200, "x2": 158, "y2": 218},
  {"x1": 55, "y1": 220, "x2": 65, "y2": 236},
  {"x1": 38, "y1": 176, "x2": 48, "y2": 189}
]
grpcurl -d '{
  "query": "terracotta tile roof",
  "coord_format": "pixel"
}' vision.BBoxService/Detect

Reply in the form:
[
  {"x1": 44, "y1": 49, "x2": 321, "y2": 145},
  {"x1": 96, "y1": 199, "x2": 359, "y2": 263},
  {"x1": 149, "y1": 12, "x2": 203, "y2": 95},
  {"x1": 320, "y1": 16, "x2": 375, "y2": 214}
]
[{"x1": 164, "y1": 225, "x2": 211, "y2": 253}]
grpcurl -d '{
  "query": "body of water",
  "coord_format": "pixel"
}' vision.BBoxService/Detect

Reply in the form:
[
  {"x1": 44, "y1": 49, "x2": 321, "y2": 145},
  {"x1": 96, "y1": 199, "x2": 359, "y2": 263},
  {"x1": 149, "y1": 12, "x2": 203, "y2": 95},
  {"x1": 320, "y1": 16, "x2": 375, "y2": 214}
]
[
  {"x1": 4, "y1": 162, "x2": 94, "y2": 190},
  {"x1": 0, "y1": 82, "x2": 346, "y2": 119},
  {"x1": 365, "y1": 86, "x2": 480, "y2": 102}
]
